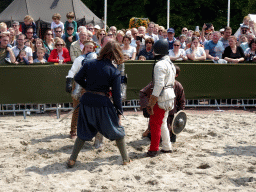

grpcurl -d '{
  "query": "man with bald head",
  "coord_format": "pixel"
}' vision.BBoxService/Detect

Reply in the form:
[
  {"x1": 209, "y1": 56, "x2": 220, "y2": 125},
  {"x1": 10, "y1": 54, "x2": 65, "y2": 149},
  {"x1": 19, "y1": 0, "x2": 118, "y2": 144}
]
[
  {"x1": 70, "y1": 29, "x2": 88, "y2": 62},
  {"x1": 205, "y1": 31, "x2": 224, "y2": 61}
]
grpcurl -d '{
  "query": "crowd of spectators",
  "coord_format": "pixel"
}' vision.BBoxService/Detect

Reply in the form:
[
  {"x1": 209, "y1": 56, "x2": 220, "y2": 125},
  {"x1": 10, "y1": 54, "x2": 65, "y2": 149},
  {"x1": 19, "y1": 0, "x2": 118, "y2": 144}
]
[{"x1": 0, "y1": 13, "x2": 256, "y2": 64}]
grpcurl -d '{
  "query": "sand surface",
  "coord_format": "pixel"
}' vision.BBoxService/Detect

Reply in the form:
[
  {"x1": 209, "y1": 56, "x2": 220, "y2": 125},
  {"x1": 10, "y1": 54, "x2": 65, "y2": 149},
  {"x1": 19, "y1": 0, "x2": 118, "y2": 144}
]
[{"x1": 0, "y1": 109, "x2": 256, "y2": 192}]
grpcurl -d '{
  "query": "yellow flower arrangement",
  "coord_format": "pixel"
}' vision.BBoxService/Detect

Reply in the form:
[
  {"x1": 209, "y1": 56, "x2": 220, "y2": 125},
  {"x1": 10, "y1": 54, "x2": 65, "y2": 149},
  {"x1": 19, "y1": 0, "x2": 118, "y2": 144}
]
[{"x1": 129, "y1": 17, "x2": 150, "y2": 29}]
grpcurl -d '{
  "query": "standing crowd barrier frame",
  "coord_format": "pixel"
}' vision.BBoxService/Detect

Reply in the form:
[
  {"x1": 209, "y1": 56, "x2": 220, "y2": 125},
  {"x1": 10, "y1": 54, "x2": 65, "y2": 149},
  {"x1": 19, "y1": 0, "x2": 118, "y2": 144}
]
[{"x1": 0, "y1": 61, "x2": 256, "y2": 119}]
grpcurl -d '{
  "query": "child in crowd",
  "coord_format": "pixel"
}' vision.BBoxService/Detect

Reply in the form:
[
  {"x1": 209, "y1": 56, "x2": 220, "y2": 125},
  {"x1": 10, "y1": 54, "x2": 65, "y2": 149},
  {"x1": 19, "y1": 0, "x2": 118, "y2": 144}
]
[
  {"x1": 15, "y1": 50, "x2": 29, "y2": 65},
  {"x1": 33, "y1": 47, "x2": 47, "y2": 64},
  {"x1": 179, "y1": 35, "x2": 187, "y2": 49},
  {"x1": 21, "y1": 15, "x2": 37, "y2": 38},
  {"x1": 51, "y1": 13, "x2": 64, "y2": 37},
  {"x1": 64, "y1": 12, "x2": 78, "y2": 42},
  {"x1": 239, "y1": 34, "x2": 249, "y2": 52}
]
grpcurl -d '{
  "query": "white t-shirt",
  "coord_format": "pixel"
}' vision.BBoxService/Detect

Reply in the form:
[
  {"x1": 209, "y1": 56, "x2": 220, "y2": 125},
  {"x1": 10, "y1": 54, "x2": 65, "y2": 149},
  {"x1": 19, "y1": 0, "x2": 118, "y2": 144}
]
[
  {"x1": 122, "y1": 46, "x2": 136, "y2": 58},
  {"x1": 185, "y1": 47, "x2": 205, "y2": 57},
  {"x1": 168, "y1": 49, "x2": 186, "y2": 61},
  {"x1": 12, "y1": 46, "x2": 33, "y2": 59}
]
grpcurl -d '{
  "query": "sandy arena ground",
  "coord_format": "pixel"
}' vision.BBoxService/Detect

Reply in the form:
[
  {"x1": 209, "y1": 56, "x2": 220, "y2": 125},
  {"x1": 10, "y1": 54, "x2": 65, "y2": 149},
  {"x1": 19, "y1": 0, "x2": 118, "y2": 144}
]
[{"x1": 0, "y1": 108, "x2": 256, "y2": 192}]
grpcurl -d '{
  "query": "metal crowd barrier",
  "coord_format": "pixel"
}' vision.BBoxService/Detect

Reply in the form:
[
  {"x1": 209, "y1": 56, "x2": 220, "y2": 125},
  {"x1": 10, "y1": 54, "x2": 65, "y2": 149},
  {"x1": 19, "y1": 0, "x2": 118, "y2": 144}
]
[{"x1": 1, "y1": 99, "x2": 255, "y2": 119}]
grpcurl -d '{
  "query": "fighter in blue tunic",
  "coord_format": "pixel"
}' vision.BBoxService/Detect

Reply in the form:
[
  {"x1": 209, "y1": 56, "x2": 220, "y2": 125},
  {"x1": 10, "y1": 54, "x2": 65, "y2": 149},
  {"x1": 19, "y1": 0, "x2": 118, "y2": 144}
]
[{"x1": 67, "y1": 41, "x2": 130, "y2": 167}]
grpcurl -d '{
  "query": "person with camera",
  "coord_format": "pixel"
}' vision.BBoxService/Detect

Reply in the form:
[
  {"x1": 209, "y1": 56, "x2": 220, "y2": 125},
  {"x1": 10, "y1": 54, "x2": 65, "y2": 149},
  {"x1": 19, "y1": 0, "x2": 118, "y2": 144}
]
[
  {"x1": 244, "y1": 38, "x2": 256, "y2": 62},
  {"x1": 145, "y1": 39, "x2": 176, "y2": 157}
]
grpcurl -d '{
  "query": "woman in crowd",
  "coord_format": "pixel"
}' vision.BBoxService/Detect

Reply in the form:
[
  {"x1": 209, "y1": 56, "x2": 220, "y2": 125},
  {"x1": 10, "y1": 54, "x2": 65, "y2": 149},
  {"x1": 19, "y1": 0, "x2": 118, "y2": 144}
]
[
  {"x1": 186, "y1": 37, "x2": 206, "y2": 61},
  {"x1": 116, "y1": 30, "x2": 125, "y2": 46},
  {"x1": 121, "y1": 35, "x2": 136, "y2": 60},
  {"x1": 223, "y1": 36, "x2": 245, "y2": 63},
  {"x1": 138, "y1": 37, "x2": 154, "y2": 60},
  {"x1": 95, "y1": 29, "x2": 106, "y2": 51},
  {"x1": 169, "y1": 40, "x2": 187, "y2": 61},
  {"x1": 48, "y1": 37, "x2": 71, "y2": 64},
  {"x1": 43, "y1": 29, "x2": 54, "y2": 56},
  {"x1": 33, "y1": 38, "x2": 49, "y2": 60},
  {"x1": 67, "y1": 41, "x2": 130, "y2": 168},
  {"x1": 244, "y1": 38, "x2": 256, "y2": 61}
]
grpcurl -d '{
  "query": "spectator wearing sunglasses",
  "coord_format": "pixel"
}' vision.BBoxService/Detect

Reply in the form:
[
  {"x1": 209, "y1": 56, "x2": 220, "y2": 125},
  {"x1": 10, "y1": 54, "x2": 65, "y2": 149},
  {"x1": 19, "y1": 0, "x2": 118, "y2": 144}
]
[
  {"x1": 181, "y1": 27, "x2": 188, "y2": 36},
  {"x1": 48, "y1": 37, "x2": 71, "y2": 64},
  {"x1": 63, "y1": 23, "x2": 78, "y2": 52},
  {"x1": 169, "y1": 40, "x2": 187, "y2": 61},
  {"x1": 138, "y1": 37, "x2": 154, "y2": 60}
]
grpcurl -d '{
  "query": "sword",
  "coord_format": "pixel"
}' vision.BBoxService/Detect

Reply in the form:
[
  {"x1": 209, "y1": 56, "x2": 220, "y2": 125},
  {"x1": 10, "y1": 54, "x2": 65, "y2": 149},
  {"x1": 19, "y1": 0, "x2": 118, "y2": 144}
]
[{"x1": 59, "y1": 103, "x2": 80, "y2": 122}]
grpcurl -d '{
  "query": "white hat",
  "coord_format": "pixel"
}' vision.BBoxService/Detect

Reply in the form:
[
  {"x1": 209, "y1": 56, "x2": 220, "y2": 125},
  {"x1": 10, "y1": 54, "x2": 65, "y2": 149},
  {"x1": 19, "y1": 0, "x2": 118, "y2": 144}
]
[
  {"x1": 94, "y1": 25, "x2": 100, "y2": 30},
  {"x1": 126, "y1": 30, "x2": 131, "y2": 36}
]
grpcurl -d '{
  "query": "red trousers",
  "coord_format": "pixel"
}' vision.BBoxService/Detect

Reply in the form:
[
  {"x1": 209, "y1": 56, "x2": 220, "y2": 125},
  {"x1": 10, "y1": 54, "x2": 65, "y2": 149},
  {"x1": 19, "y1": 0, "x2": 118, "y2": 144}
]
[{"x1": 149, "y1": 103, "x2": 166, "y2": 151}]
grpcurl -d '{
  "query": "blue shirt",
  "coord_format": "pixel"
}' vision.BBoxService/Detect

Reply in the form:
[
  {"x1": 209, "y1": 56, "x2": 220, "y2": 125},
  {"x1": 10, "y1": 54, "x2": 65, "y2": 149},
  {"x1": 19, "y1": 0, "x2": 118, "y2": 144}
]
[
  {"x1": 204, "y1": 40, "x2": 224, "y2": 58},
  {"x1": 167, "y1": 37, "x2": 176, "y2": 50}
]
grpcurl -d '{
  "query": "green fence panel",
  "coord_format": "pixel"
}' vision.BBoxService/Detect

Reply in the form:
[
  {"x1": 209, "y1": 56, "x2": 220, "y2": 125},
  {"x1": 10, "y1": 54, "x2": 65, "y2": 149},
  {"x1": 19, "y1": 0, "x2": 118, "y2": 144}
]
[{"x1": 1, "y1": 61, "x2": 256, "y2": 104}]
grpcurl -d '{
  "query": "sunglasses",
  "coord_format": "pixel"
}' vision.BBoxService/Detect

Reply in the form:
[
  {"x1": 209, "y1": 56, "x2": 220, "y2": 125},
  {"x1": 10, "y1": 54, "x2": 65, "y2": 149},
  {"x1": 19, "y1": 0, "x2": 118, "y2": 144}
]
[
  {"x1": 56, "y1": 44, "x2": 63, "y2": 46},
  {"x1": 146, "y1": 42, "x2": 152, "y2": 44},
  {"x1": 173, "y1": 44, "x2": 180, "y2": 46},
  {"x1": 159, "y1": 30, "x2": 163, "y2": 32},
  {"x1": 88, "y1": 28, "x2": 94, "y2": 31},
  {"x1": 47, "y1": 33, "x2": 53, "y2": 35},
  {"x1": 182, "y1": 30, "x2": 188, "y2": 32},
  {"x1": 55, "y1": 31, "x2": 62, "y2": 33},
  {"x1": 99, "y1": 34, "x2": 105, "y2": 36}
]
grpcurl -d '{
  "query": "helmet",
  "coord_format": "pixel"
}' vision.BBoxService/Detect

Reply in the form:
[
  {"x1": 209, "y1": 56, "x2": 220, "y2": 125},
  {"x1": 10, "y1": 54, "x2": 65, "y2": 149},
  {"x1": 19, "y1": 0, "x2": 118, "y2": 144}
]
[{"x1": 153, "y1": 39, "x2": 169, "y2": 55}]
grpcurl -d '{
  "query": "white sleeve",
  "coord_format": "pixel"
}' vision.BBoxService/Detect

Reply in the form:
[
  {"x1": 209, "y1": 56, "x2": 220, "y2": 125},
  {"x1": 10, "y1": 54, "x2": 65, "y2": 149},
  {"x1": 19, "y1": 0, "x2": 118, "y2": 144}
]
[
  {"x1": 26, "y1": 47, "x2": 33, "y2": 57},
  {"x1": 152, "y1": 61, "x2": 167, "y2": 97},
  {"x1": 66, "y1": 56, "x2": 84, "y2": 78}
]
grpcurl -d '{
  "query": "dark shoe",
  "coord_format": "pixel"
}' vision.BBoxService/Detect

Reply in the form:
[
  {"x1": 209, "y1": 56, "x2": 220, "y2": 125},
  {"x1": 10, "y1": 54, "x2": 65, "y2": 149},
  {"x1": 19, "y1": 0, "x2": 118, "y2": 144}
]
[
  {"x1": 160, "y1": 149, "x2": 173, "y2": 153},
  {"x1": 146, "y1": 151, "x2": 158, "y2": 157},
  {"x1": 170, "y1": 134, "x2": 176, "y2": 143},
  {"x1": 67, "y1": 159, "x2": 76, "y2": 168}
]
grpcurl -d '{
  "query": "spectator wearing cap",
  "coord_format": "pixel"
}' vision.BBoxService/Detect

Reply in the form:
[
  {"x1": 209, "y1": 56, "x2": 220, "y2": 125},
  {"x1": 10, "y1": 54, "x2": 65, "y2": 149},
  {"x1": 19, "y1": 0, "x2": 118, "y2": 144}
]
[
  {"x1": 63, "y1": 23, "x2": 79, "y2": 52},
  {"x1": 92, "y1": 25, "x2": 100, "y2": 42},
  {"x1": 220, "y1": 26, "x2": 232, "y2": 48},
  {"x1": 70, "y1": 29, "x2": 88, "y2": 62},
  {"x1": 145, "y1": 22, "x2": 159, "y2": 42},
  {"x1": 240, "y1": 24, "x2": 249, "y2": 36},
  {"x1": 219, "y1": 28, "x2": 225, "y2": 37},
  {"x1": 167, "y1": 28, "x2": 176, "y2": 50},
  {"x1": 12, "y1": 21, "x2": 21, "y2": 36}
]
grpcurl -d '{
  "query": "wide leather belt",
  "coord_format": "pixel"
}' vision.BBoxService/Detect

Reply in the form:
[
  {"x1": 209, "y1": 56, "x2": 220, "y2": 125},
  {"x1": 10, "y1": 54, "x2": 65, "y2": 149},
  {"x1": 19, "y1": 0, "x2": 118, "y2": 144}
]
[{"x1": 86, "y1": 90, "x2": 106, "y2": 96}]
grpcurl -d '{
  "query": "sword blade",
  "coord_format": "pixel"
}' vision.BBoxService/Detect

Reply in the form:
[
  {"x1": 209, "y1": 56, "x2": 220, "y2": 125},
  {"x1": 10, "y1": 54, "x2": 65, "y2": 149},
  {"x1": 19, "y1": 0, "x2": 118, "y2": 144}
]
[{"x1": 59, "y1": 103, "x2": 80, "y2": 122}]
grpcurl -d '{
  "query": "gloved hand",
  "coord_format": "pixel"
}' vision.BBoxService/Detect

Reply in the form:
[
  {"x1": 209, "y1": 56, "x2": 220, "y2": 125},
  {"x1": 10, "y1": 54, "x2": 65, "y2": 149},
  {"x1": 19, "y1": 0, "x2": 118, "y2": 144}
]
[
  {"x1": 146, "y1": 95, "x2": 158, "y2": 115},
  {"x1": 66, "y1": 77, "x2": 73, "y2": 93}
]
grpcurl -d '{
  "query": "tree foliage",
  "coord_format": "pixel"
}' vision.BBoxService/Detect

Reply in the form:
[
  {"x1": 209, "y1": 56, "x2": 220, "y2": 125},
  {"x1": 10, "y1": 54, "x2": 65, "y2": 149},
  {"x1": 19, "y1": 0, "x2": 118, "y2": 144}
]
[{"x1": 0, "y1": 0, "x2": 255, "y2": 36}]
